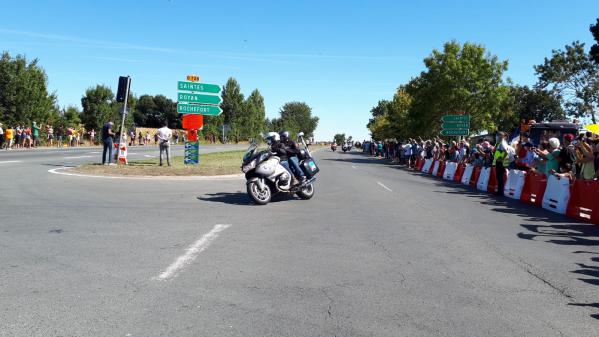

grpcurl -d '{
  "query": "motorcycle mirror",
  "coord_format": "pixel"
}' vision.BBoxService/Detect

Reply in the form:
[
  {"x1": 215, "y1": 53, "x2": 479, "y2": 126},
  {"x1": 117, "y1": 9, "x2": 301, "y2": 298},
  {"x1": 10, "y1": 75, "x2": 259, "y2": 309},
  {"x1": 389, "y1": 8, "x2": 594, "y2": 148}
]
[{"x1": 298, "y1": 132, "x2": 304, "y2": 137}]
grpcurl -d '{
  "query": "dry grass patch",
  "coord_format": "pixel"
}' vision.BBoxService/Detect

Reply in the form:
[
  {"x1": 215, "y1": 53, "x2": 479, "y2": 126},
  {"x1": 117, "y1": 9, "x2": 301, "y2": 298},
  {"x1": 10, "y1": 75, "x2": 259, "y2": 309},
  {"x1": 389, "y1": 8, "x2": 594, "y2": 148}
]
[{"x1": 72, "y1": 150, "x2": 246, "y2": 176}]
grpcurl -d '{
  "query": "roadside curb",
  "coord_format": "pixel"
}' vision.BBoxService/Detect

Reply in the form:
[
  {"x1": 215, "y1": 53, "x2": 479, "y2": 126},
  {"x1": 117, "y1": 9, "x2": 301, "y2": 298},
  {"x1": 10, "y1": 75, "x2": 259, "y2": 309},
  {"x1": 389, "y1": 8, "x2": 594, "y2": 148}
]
[{"x1": 47, "y1": 167, "x2": 245, "y2": 181}]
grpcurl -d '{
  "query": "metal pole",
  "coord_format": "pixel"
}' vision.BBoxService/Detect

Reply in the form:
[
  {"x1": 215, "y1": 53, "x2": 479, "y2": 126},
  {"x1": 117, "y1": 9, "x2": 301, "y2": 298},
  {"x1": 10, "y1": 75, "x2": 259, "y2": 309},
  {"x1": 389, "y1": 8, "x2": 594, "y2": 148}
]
[{"x1": 119, "y1": 76, "x2": 130, "y2": 147}]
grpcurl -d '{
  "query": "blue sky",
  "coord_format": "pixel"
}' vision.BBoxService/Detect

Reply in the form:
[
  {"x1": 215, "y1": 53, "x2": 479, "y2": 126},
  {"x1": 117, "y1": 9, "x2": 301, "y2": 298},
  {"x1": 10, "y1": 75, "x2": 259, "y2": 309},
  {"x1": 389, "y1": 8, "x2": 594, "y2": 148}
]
[{"x1": 1, "y1": 0, "x2": 598, "y2": 140}]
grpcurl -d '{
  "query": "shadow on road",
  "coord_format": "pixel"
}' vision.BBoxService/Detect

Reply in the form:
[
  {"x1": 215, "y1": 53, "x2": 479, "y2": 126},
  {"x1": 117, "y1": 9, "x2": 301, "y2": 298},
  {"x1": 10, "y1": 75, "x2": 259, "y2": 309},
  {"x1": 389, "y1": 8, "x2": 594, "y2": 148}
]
[
  {"x1": 197, "y1": 192, "x2": 299, "y2": 205},
  {"x1": 197, "y1": 192, "x2": 251, "y2": 205}
]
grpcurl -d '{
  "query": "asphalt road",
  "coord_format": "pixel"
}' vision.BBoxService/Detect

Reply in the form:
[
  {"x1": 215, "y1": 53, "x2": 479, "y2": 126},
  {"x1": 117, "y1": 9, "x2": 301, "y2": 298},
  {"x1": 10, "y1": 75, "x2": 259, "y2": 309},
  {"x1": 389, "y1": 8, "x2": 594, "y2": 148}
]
[{"x1": 1, "y1": 147, "x2": 598, "y2": 336}]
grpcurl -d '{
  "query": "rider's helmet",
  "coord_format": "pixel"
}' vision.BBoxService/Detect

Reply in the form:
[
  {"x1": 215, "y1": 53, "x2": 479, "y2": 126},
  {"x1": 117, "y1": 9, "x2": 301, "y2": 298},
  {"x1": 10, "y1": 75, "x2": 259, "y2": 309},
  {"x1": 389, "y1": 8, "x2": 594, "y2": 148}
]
[
  {"x1": 279, "y1": 131, "x2": 290, "y2": 143},
  {"x1": 265, "y1": 131, "x2": 280, "y2": 145}
]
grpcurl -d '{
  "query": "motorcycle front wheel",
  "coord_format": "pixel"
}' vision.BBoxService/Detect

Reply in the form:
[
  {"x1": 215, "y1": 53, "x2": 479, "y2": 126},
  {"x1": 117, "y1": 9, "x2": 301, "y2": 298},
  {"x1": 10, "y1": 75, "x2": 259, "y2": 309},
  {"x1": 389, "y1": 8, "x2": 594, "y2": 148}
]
[
  {"x1": 247, "y1": 180, "x2": 272, "y2": 205},
  {"x1": 296, "y1": 183, "x2": 315, "y2": 200}
]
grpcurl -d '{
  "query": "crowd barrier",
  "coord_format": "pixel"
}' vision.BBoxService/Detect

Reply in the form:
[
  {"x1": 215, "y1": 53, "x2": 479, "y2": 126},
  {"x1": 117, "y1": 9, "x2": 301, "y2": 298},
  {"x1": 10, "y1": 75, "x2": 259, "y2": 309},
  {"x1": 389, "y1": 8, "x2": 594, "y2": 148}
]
[
  {"x1": 432, "y1": 160, "x2": 440, "y2": 176},
  {"x1": 504, "y1": 169, "x2": 526, "y2": 200},
  {"x1": 413, "y1": 159, "x2": 598, "y2": 224},
  {"x1": 436, "y1": 161, "x2": 446, "y2": 178},
  {"x1": 470, "y1": 166, "x2": 482, "y2": 188},
  {"x1": 477, "y1": 167, "x2": 491, "y2": 191},
  {"x1": 443, "y1": 162, "x2": 458, "y2": 180},
  {"x1": 421, "y1": 158, "x2": 433, "y2": 173},
  {"x1": 520, "y1": 171, "x2": 547, "y2": 207},
  {"x1": 461, "y1": 164, "x2": 474, "y2": 185},
  {"x1": 454, "y1": 163, "x2": 466, "y2": 183},
  {"x1": 567, "y1": 180, "x2": 599, "y2": 223}
]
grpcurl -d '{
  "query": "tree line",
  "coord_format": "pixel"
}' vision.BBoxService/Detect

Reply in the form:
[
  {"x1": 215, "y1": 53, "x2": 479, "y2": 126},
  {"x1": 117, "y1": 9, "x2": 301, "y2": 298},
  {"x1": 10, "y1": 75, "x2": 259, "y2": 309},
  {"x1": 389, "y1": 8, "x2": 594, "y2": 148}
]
[
  {"x1": 367, "y1": 18, "x2": 599, "y2": 140},
  {"x1": 0, "y1": 54, "x2": 319, "y2": 142}
]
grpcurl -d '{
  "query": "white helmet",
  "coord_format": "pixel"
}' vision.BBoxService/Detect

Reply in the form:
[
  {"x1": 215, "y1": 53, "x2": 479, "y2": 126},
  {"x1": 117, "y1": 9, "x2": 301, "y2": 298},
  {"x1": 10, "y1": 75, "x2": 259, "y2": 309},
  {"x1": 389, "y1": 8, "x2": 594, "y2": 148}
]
[{"x1": 265, "y1": 131, "x2": 280, "y2": 145}]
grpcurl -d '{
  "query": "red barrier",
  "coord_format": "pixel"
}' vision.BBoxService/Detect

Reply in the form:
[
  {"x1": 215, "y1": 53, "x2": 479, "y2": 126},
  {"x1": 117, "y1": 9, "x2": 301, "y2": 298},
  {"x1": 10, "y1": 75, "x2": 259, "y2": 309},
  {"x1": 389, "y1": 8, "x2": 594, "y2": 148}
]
[
  {"x1": 520, "y1": 171, "x2": 547, "y2": 207},
  {"x1": 487, "y1": 167, "x2": 508, "y2": 193},
  {"x1": 470, "y1": 166, "x2": 482, "y2": 188},
  {"x1": 437, "y1": 161, "x2": 446, "y2": 178},
  {"x1": 566, "y1": 180, "x2": 599, "y2": 224},
  {"x1": 453, "y1": 163, "x2": 466, "y2": 182},
  {"x1": 415, "y1": 157, "x2": 424, "y2": 171}
]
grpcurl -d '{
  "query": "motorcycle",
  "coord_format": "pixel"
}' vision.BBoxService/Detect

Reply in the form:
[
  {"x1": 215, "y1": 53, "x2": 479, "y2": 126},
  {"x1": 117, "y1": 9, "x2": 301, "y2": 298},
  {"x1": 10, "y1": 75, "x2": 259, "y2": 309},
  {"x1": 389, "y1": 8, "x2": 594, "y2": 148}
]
[
  {"x1": 242, "y1": 132, "x2": 319, "y2": 205},
  {"x1": 331, "y1": 144, "x2": 337, "y2": 151}
]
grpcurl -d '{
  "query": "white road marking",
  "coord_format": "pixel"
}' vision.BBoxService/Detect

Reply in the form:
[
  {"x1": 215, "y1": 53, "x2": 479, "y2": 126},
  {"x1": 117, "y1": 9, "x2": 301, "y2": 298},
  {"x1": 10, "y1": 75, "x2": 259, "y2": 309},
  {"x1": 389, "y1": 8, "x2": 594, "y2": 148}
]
[
  {"x1": 0, "y1": 160, "x2": 22, "y2": 164},
  {"x1": 128, "y1": 152, "x2": 139, "y2": 155},
  {"x1": 87, "y1": 151, "x2": 101, "y2": 154},
  {"x1": 377, "y1": 181, "x2": 392, "y2": 192},
  {"x1": 47, "y1": 167, "x2": 244, "y2": 181},
  {"x1": 351, "y1": 165, "x2": 357, "y2": 169},
  {"x1": 63, "y1": 155, "x2": 93, "y2": 159},
  {"x1": 155, "y1": 224, "x2": 231, "y2": 280},
  {"x1": 144, "y1": 155, "x2": 157, "y2": 158}
]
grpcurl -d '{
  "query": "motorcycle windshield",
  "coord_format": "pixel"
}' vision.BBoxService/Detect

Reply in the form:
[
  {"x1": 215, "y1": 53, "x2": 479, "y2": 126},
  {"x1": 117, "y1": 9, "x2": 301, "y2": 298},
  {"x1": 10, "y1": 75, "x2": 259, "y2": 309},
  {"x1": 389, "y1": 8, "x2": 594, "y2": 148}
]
[{"x1": 243, "y1": 143, "x2": 258, "y2": 162}]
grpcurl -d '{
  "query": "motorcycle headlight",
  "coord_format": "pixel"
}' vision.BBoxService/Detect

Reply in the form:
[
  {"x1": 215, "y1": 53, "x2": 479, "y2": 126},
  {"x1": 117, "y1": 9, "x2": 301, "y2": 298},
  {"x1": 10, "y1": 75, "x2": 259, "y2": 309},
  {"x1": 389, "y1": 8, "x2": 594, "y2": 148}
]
[{"x1": 242, "y1": 160, "x2": 256, "y2": 173}]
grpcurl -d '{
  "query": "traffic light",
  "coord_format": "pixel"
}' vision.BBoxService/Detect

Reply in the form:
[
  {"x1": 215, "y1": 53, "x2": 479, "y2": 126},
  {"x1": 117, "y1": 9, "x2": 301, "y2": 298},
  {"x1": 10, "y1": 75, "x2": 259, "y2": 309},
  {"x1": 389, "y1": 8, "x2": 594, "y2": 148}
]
[{"x1": 116, "y1": 76, "x2": 131, "y2": 103}]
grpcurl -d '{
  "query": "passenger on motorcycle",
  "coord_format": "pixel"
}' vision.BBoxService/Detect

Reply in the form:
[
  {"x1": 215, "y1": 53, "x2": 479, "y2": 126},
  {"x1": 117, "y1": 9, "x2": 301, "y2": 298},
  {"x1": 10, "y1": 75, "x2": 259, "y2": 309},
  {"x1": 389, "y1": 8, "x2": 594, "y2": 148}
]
[{"x1": 280, "y1": 131, "x2": 306, "y2": 183}]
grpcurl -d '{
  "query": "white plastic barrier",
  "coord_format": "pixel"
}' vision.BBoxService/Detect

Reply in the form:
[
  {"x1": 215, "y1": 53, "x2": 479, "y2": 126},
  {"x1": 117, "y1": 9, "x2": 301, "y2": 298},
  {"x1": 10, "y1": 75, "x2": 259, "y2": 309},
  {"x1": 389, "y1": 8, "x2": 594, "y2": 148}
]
[
  {"x1": 461, "y1": 164, "x2": 473, "y2": 185},
  {"x1": 421, "y1": 158, "x2": 433, "y2": 173},
  {"x1": 431, "y1": 161, "x2": 440, "y2": 176},
  {"x1": 542, "y1": 175, "x2": 571, "y2": 214},
  {"x1": 504, "y1": 170, "x2": 526, "y2": 200},
  {"x1": 443, "y1": 162, "x2": 458, "y2": 180},
  {"x1": 477, "y1": 167, "x2": 491, "y2": 191}
]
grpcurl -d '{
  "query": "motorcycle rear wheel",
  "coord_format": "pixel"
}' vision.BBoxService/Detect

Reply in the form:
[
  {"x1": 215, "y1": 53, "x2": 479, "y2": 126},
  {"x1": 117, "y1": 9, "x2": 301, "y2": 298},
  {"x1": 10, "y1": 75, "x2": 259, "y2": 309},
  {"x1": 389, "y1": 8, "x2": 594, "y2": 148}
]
[{"x1": 296, "y1": 183, "x2": 315, "y2": 200}]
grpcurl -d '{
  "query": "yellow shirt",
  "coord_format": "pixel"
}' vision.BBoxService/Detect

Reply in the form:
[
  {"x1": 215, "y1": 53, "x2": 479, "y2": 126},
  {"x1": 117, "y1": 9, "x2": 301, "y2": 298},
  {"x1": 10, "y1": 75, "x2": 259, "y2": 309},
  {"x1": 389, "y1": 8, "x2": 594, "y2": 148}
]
[{"x1": 5, "y1": 128, "x2": 13, "y2": 139}]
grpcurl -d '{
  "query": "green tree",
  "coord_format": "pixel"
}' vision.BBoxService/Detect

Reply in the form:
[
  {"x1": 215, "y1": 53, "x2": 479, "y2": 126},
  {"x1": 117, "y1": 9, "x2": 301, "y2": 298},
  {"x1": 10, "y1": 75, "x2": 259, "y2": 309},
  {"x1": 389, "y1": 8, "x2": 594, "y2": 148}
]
[
  {"x1": 62, "y1": 105, "x2": 81, "y2": 127},
  {"x1": 333, "y1": 133, "x2": 346, "y2": 146},
  {"x1": 510, "y1": 86, "x2": 565, "y2": 123},
  {"x1": 244, "y1": 89, "x2": 266, "y2": 140},
  {"x1": 590, "y1": 18, "x2": 599, "y2": 64},
  {"x1": 0, "y1": 52, "x2": 55, "y2": 126},
  {"x1": 406, "y1": 41, "x2": 510, "y2": 136},
  {"x1": 134, "y1": 95, "x2": 178, "y2": 128},
  {"x1": 220, "y1": 77, "x2": 245, "y2": 142},
  {"x1": 81, "y1": 85, "x2": 114, "y2": 131},
  {"x1": 367, "y1": 100, "x2": 392, "y2": 140},
  {"x1": 535, "y1": 41, "x2": 599, "y2": 123},
  {"x1": 277, "y1": 102, "x2": 319, "y2": 137}
]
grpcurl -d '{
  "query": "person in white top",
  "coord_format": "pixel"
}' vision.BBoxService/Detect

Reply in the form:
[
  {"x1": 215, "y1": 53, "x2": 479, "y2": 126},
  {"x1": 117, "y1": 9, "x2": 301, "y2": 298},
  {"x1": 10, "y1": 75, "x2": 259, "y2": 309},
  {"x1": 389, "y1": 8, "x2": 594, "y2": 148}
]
[{"x1": 157, "y1": 121, "x2": 173, "y2": 166}]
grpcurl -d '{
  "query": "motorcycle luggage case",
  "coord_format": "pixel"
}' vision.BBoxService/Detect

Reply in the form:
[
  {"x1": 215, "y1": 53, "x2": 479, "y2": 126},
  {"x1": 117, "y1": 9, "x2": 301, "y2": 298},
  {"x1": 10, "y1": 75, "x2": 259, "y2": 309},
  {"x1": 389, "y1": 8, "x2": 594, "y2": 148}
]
[{"x1": 302, "y1": 158, "x2": 320, "y2": 178}]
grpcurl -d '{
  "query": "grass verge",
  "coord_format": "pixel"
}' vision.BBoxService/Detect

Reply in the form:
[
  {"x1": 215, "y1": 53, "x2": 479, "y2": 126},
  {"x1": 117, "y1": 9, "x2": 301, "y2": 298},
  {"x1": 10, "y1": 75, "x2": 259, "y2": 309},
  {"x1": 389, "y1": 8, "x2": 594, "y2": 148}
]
[{"x1": 71, "y1": 150, "x2": 246, "y2": 176}]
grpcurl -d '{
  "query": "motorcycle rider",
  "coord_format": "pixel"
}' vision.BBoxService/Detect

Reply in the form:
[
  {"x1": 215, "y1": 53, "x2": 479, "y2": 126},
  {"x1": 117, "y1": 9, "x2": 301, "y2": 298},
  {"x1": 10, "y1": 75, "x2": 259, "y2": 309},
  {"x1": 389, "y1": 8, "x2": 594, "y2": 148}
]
[{"x1": 280, "y1": 131, "x2": 306, "y2": 183}]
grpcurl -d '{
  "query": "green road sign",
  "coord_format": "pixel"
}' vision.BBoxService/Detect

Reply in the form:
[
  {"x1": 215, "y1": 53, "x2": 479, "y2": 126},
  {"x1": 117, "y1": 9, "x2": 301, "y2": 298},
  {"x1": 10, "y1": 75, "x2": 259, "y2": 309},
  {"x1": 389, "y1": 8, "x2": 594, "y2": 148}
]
[
  {"x1": 440, "y1": 129, "x2": 469, "y2": 136},
  {"x1": 184, "y1": 141, "x2": 200, "y2": 165},
  {"x1": 442, "y1": 122, "x2": 470, "y2": 129},
  {"x1": 441, "y1": 115, "x2": 470, "y2": 123},
  {"x1": 177, "y1": 92, "x2": 222, "y2": 105},
  {"x1": 177, "y1": 103, "x2": 222, "y2": 115},
  {"x1": 178, "y1": 81, "x2": 221, "y2": 94}
]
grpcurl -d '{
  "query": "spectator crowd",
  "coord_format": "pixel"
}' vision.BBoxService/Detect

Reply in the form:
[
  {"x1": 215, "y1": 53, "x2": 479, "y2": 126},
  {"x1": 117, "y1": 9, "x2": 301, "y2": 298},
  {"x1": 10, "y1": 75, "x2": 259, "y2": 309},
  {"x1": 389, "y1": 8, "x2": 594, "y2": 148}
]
[
  {"x1": 361, "y1": 129, "x2": 599, "y2": 195},
  {"x1": 0, "y1": 121, "x2": 186, "y2": 151}
]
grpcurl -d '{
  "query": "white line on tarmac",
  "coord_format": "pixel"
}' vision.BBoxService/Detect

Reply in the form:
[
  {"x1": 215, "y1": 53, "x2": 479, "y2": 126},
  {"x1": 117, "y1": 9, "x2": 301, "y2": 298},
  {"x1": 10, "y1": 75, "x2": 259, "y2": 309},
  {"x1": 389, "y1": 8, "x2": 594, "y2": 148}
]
[
  {"x1": 144, "y1": 155, "x2": 157, "y2": 158},
  {"x1": 351, "y1": 165, "x2": 357, "y2": 169},
  {"x1": 47, "y1": 167, "x2": 244, "y2": 181},
  {"x1": 154, "y1": 224, "x2": 231, "y2": 281},
  {"x1": 377, "y1": 181, "x2": 393, "y2": 192},
  {"x1": 63, "y1": 155, "x2": 93, "y2": 159},
  {"x1": 0, "y1": 160, "x2": 22, "y2": 164},
  {"x1": 87, "y1": 151, "x2": 100, "y2": 154}
]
